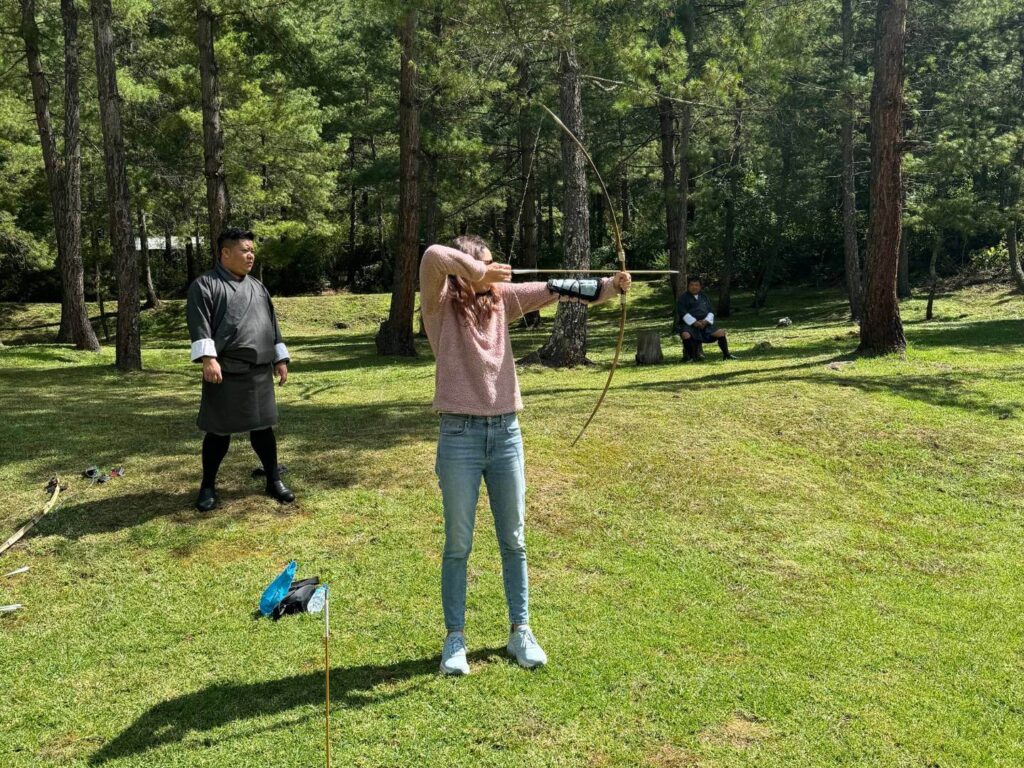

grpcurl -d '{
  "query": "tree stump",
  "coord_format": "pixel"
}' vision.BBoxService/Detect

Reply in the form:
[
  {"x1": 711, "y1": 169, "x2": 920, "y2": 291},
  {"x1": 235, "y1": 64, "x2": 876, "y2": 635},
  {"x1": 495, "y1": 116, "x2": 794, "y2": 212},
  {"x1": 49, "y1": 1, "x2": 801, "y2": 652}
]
[{"x1": 635, "y1": 330, "x2": 664, "y2": 365}]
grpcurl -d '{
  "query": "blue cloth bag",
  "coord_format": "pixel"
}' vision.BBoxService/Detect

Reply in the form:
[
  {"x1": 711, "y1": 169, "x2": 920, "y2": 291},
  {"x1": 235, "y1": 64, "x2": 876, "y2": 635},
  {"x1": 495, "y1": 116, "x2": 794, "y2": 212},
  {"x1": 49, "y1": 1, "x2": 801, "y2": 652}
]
[{"x1": 259, "y1": 560, "x2": 297, "y2": 617}]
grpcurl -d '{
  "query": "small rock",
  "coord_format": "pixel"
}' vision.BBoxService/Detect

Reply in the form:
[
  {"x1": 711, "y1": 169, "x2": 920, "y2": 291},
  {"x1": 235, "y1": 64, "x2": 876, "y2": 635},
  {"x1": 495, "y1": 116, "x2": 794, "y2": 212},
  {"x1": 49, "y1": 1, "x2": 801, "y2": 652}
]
[
  {"x1": 333, "y1": 321, "x2": 348, "y2": 329},
  {"x1": 827, "y1": 361, "x2": 854, "y2": 371},
  {"x1": 752, "y1": 341, "x2": 773, "y2": 351},
  {"x1": 998, "y1": 412, "x2": 1011, "y2": 420},
  {"x1": 776, "y1": 317, "x2": 792, "y2": 327}
]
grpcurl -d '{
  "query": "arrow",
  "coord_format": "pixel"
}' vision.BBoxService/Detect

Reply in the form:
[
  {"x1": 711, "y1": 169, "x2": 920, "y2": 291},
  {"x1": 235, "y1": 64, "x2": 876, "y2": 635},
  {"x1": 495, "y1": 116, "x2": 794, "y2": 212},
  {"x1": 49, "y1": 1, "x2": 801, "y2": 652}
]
[{"x1": 511, "y1": 269, "x2": 678, "y2": 275}]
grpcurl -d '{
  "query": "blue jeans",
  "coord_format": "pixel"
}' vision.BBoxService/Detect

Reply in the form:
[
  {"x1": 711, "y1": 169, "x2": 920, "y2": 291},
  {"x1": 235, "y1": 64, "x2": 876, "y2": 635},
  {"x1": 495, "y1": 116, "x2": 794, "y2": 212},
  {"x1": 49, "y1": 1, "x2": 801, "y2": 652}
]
[{"x1": 436, "y1": 412, "x2": 528, "y2": 631}]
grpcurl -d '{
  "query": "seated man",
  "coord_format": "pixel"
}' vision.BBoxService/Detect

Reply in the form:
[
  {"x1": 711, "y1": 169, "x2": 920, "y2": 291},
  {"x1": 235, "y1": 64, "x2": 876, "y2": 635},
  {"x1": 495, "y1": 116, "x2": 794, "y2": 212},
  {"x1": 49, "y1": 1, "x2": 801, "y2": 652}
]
[{"x1": 674, "y1": 275, "x2": 737, "y2": 361}]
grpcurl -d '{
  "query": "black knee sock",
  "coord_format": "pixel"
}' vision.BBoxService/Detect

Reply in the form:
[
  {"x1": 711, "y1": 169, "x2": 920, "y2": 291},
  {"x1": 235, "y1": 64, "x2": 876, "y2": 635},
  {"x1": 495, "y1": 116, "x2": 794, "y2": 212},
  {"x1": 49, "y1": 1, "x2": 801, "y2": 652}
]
[
  {"x1": 250, "y1": 428, "x2": 280, "y2": 483},
  {"x1": 202, "y1": 433, "x2": 231, "y2": 489},
  {"x1": 682, "y1": 337, "x2": 695, "y2": 359},
  {"x1": 718, "y1": 336, "x2": 730, "y2": 357}
]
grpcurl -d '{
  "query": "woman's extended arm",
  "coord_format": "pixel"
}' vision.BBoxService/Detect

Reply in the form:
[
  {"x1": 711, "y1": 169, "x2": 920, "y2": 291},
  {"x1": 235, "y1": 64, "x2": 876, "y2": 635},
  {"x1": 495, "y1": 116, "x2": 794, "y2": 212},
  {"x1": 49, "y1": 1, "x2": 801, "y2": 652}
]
[{"x1": 500, "y1": 274, "x2": 629, "y2": 323}]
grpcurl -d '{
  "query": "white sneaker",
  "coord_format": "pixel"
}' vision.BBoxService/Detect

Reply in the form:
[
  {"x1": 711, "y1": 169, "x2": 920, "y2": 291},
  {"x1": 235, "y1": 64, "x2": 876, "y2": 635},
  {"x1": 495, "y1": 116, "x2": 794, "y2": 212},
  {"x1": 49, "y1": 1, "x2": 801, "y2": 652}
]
[
  {"x1": 440, "y1": 632, "x2": 470, "y2": 675},
  {"x1": 507, "y1": 625, "x2": 547, "y2": 669}
]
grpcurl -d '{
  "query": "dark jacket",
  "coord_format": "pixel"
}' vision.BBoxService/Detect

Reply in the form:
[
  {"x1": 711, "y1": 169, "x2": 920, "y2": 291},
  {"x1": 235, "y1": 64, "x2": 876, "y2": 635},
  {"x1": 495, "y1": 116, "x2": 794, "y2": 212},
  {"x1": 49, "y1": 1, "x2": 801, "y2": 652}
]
[{"x1": 186, "y1": 263, "x2": 288, "y2": 365}]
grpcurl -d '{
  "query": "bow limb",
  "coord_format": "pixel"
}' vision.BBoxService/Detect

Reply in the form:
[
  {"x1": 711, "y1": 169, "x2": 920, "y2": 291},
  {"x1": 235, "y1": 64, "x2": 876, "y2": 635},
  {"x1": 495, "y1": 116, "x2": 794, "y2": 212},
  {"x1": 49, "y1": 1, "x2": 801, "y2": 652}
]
[{"x1": 537, "y1": 105, "x2": 627, "y2": 446}]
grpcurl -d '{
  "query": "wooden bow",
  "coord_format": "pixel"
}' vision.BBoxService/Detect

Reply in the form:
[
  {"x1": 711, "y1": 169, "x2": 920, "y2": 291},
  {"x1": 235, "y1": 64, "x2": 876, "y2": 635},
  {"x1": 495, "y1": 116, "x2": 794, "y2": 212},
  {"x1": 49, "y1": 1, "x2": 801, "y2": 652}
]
[{"x1": 538, "y1": 105, "x2": 628, "y2": 446}]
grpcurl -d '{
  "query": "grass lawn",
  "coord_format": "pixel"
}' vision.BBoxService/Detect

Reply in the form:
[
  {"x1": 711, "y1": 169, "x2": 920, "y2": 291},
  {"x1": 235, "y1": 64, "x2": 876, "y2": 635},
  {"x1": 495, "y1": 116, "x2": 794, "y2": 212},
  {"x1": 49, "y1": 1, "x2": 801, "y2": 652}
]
[{"x1": 1, "y1": 282, "x2": 1022, "y2": 767}]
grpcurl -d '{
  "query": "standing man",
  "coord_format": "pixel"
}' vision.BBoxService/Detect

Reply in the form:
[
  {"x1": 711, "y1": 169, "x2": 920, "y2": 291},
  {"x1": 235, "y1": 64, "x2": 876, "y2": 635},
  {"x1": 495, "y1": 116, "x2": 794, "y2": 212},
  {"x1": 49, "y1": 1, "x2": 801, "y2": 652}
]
[
  {"x1": 186, "y1": 227, "x2": 295, "y2": 511},
  {"x1": 675, "y1": 275, "x2": 737, "y2": 362}
]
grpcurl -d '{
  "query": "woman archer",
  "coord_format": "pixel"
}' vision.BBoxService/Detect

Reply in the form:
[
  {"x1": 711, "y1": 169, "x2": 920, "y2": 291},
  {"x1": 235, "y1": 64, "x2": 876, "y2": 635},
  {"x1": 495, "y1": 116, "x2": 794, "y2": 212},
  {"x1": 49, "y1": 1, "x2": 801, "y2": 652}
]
[{"x1": 419, "y1": 234, "x2": 631, "y2": 675}]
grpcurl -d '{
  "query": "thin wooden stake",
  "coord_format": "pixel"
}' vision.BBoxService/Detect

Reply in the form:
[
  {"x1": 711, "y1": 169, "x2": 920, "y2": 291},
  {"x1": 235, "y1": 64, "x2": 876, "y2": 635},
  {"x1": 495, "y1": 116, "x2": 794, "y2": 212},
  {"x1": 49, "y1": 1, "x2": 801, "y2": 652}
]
[{"x1": 324, "y1": 590, "x2": 331, "y2": 768}]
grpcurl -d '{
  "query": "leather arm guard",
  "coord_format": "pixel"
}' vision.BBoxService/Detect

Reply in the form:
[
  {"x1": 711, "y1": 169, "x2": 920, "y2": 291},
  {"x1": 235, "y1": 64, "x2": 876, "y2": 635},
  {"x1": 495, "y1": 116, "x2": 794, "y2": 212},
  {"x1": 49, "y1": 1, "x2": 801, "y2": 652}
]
[{"x1": 547, "y1": 278, "x2": 603, "y2": 302}]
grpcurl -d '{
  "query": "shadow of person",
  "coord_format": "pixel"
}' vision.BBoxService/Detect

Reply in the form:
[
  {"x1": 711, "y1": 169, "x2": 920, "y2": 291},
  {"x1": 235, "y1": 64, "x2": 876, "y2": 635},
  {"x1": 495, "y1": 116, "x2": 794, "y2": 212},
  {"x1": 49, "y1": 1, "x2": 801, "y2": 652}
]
[
  {"x1": 31, "y1": 490, "x2": 197, "y2": 541},
  {"x1": 89, "y1": 647, "x2": 507, "y2": 764}
]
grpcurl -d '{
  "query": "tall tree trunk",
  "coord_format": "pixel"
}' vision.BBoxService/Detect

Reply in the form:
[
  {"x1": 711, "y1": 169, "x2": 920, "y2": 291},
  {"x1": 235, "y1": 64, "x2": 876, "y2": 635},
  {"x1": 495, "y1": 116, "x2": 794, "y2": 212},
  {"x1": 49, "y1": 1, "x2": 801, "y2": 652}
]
[
  {"x1": 925, "y1": 231, "x2": 940, "y2": 320},
  {"x1": 90, "y1": 0, "x2": 140, "y2": 370},
  {"x1": 376, "y1": 9, "x2": 419, "y2": 356},
  {"x1": 347, "y1": 137, "x2": 359, "y2": 287},
  {"x1": 19, "y1": 0, "x2": 100, "y2": 351},
  {"x1": 163, "y1": 224, "x2": 173, "y2": 287},
  {"x1": 536, "y1": 40, "x2": 590, "y2": 367},
  {"x1": 677, "y1": 103, "x2": 691, "y2": 295},
  {"x1": 499, "y1": 195, "x2": 513, "y2": 256},
  {"x1": 185, "y1": 233, "x2": 197, "y2": 288},
  {"x1": 858, "y1": 0, "x2": 907, "y2": 355},
  {"x1": 841, "y1": 0, "x2": 863, "y2": 320},
  {"x1": 546, "y1": 176, "x2": 556, "y2": 254},
  {"x1": 659, "y1": 95, "x2": 685, "y2": 298},
  {"x1": 718, "y1": 100, "x2": 742, "y2": 318},
  {"x1": 58, "y1": 0, "x2": 90, "y2": 347},
  {"x1": 518, "y1": 57, "x2": 541, "y2": 327},
  {"x1": 197, "y1": 5, "x2": 229, "y2": 266},
  {"x1": 137, "y1": 207, "x2": 159, "y2": 308},
  {"x1": 53, "y1": 0, "x2": 69, "y2": 343},
  {"x1": 1008, "y1": 221, "x2": 1024, "y2": 293},
  {"x1": 88, "y1": 200, "x2": 110, "y2": 342}
]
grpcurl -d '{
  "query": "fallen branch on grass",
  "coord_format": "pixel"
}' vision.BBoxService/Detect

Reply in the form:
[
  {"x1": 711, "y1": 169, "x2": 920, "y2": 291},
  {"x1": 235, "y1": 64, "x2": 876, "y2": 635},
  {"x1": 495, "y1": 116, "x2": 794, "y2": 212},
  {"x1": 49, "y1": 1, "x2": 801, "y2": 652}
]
[{"x1": 0, "y1": 476, "x2": 63, "y2": 557}]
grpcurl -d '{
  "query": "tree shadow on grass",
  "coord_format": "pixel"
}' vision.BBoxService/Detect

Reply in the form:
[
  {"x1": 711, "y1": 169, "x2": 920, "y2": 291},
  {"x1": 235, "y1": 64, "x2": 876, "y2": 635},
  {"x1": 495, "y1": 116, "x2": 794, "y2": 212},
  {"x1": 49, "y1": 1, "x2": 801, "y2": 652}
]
[
  {"x1": 593, "y1": 357, "x2": 1020, "y2": 417},
  {"x1": 523, "y1": 355, "x2": 848, "y2": 400},
  {"x1": 802, "y1": 370, "x2": 1021, "y2": 416},
  {"x1": 291, "y1": 333, "x2": 435, "y2": 374},
  {"x1": 89, "y1": 647, "x2": 508, "y2": 765},
  {"x1": 904, "y1": 318, "x2": 1024, "y2": 348},
  {"x1": 993, "y1": 289, "x2": 1022, "y2": 305}
]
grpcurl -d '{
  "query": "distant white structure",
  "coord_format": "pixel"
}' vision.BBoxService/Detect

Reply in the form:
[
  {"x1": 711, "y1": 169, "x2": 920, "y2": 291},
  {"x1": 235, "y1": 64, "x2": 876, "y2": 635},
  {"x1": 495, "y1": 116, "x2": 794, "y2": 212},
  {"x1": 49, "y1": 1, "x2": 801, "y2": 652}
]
[{"x1": 133, "y1": 236, "x2": 203, "y2": 252}]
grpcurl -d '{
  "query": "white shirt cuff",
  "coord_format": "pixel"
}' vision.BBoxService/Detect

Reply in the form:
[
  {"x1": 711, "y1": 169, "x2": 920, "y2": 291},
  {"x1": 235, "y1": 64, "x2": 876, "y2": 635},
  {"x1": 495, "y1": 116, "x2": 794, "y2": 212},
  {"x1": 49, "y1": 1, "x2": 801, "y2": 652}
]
[
  {"x1": 190, "y1": 338, "x2": 217, "y2": 362},
  {"x1": 683, "y1": 313, "x2": 697, "y2": 326},
  {"x1": 706, "y1": 312, "x2": 715, "y2": 324},
  {"x1": 274, "y1": 342, "x2": 290, "y2": 363}
]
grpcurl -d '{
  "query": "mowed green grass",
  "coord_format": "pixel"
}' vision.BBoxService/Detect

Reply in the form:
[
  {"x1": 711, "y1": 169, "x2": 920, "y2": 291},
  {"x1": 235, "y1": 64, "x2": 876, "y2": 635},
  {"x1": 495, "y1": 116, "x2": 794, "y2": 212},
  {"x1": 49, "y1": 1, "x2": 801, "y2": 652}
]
[{"x1": 1, "y1": 283, "x2": 1022, "y2": 767}]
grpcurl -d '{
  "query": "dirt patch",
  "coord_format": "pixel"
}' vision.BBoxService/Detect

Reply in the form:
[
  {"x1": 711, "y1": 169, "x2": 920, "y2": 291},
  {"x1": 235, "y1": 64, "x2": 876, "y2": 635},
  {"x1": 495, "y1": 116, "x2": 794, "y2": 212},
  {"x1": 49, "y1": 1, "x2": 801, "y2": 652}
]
[
  {"x1": 647, "y1": 744, "x2": 703, "y2": 767},
  {"x1": 699, "y1": 711, "x2": 771, "y2": 749},
  {"x1": 37, "y1": 732, "x2": 103, "y2": 762}
]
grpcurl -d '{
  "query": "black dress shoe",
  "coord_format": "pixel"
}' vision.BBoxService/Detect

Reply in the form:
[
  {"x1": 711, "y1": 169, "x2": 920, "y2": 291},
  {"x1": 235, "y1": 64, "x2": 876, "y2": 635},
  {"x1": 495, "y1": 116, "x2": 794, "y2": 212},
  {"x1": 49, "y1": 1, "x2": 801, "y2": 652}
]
[
  {"x1": 195, "y1": 487, "x2": 217, "y2": 512},
  {"x1": 266, "y1": 480, "x2": 295, "y2": 504}
]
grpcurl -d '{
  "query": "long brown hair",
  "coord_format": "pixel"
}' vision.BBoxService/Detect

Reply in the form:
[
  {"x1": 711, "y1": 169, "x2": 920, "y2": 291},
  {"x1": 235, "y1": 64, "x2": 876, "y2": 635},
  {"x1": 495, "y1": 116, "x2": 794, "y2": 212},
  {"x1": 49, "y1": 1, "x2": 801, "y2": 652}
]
[{"x1": 447, "y1": 234, "x2": 498, "y2": 325}]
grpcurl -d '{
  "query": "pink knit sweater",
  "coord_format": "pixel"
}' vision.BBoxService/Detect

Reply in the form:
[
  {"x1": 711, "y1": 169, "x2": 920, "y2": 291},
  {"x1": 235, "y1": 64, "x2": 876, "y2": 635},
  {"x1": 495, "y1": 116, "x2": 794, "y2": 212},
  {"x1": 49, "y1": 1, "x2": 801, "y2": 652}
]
[{"x1": 419, "y1": 244, "x2": 620, "y2": 415}]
